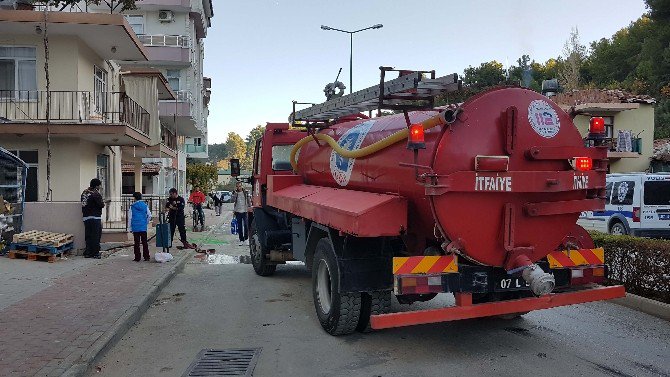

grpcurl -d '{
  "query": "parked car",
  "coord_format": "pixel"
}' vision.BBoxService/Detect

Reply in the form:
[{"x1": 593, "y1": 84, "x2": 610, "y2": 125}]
[
  {"x1": 578, "y1": 173, "x2": 670, "y2": 237},
  {"x1": 215, "y1": 191, "x2": 232, "y2": 203}
]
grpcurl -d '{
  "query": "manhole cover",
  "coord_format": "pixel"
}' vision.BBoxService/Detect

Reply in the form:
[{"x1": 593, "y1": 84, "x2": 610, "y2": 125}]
[{"x1": 183, "y1": 348, "x2": 261, "y2": 376}]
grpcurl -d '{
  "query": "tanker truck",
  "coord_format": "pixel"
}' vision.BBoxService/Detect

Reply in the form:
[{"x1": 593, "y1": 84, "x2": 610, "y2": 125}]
[{"x1": 243, "y1": 67, "x2": 625, "y2": 335}]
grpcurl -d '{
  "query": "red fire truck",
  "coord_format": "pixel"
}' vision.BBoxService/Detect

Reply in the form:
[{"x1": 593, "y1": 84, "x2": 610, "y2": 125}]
[{"x1": 243, "y1": 67, "x2": 625, "y2": 335}]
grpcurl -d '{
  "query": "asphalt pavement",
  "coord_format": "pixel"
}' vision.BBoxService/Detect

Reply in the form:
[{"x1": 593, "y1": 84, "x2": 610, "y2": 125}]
[{"x1": 90, "y1": 204, "x2": 670, "y2": 377}]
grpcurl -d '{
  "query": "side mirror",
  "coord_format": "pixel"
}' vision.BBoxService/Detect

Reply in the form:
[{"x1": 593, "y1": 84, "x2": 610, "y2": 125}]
[{"x1": 230, "y1": 158, "x2": 240, "y2": 177}]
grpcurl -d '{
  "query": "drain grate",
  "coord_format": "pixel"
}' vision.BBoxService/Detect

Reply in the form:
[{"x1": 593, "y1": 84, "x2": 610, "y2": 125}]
[{"x1": 183, "y1": 348, "x2": 262, "y2": 376}]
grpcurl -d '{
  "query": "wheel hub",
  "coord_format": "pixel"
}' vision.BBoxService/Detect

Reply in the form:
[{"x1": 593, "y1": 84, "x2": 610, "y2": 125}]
[{"x1": 316, "y1": 260, "x2": 332, "y2": 314}]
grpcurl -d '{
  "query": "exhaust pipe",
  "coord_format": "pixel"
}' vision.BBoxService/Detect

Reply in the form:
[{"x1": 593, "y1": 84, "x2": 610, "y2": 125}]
[{"x1": 522, "y1": 264, "x2": 555, "y2": 296}]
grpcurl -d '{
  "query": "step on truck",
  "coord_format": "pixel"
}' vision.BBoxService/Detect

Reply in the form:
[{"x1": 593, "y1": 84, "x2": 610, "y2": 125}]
[{"x1": 241, "y1": 67, "x2": 625, "y2": 335}]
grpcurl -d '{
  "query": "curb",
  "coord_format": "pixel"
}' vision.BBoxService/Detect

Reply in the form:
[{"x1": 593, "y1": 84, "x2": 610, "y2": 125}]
[
  {"x1": 62, "y1": 250, "x2": 194, "y2": 377},
  {"x1": 610, "y1": 293, "x2": 670, "y2": 322}
]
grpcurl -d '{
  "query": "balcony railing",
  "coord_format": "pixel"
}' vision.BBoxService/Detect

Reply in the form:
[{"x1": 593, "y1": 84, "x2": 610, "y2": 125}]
[
  {"x1": 185, "y1": 144, "x2": 206, "y2": 154},
  {"x1": 0, "y1": 90, "x2": 150, "y2": 135},
  {"x1": 138, "y1": 34, "x2": 190, "y2": 48}
]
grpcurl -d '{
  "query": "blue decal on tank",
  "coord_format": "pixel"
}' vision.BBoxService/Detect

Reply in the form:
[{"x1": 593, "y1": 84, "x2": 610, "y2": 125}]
[{"x1": 329, "y1": 120, "x2": 375, "y2": 186}]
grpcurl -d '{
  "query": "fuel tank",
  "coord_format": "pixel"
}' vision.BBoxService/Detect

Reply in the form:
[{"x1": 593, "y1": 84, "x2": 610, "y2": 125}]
[{"x1": 296, "y1": 87, "x2": 604, "y2": 268}]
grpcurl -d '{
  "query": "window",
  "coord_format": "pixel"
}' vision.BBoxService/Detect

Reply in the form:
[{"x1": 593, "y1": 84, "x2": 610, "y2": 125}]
[
  {"x1": 271, "y1": 145, "x2": 294, "y2": 171},
  {"x1": 97, "y1": 154, "x2": 109, "y2": 199},
  {"x1": 6, "y1": 150, "x2": 38, "y2": 202},
  {"x1": 166, "y1": 69, "x2": 180, "y2": 92},
  {"x1": 192, "y1": 137, "x2": 202, "y2": 146},
  {"x1": 644, "y1": 181, "x2": 670, "y2": 205},
  {"x1": 603, "y1": 116, "x2": 614, "y2": 138},
  {"x1": 125, "y1": 15, "x2": 144, "y2": 35},
  {"x1": 611, "y1": 181, "x2": 635, "y2": 205},
  {"x1": 94, "y1": 66, "x2": 107, "y2": 114},
  {"x1": 0, "y1": 46, "x2": 37, "y2": 99},
  {"x1": 605, "y1": 182, "x2": 612, "y2": 205},
  {"x1": 253, "y1": 139, "x2": 262, "y2": 175}
]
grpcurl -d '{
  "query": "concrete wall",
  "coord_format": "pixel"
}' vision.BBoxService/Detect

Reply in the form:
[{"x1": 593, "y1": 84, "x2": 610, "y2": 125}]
[
  {"x1": 23, "y1": 202, "x2": 85, "y2": 251},
  {"x1": 0, "y1": 137, "x2": 108, "y2": 202},
  {"x1": 573, "y1": 104, "x2": 654, "y2": 173}
]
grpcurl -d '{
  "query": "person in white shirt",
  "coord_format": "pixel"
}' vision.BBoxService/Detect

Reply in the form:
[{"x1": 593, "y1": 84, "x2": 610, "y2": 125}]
[{"x1": 231, "y1": 182, "x2": 251, "y2": 246}]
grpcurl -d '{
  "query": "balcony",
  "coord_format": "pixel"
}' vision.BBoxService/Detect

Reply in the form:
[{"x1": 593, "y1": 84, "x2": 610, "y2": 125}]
[
  {"x1": 0, "y1": 90, "x2": 151, "y2": 145},
  {"x1": 185, "y1": 144, "x2": 206, "y2": 154},
  {"x1": 137, "y1": 34, "x2": 191, "y2": 63},
  {"x1": 138, "y1": 34, "x2": 190, "y2": 48},
  {"x1": 160, "y1": 90, "x2": 193, "y2": 118}
]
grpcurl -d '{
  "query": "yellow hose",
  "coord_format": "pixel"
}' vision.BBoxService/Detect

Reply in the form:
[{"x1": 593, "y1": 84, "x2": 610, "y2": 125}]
[{"x1": 290, "y1": 111, "x2": 449, "y2": 171}]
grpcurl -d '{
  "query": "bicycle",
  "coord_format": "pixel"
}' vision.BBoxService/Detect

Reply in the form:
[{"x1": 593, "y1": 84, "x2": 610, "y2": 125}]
[{"x1": 191, "y1": 204, "x2": 205, "y2": 232}]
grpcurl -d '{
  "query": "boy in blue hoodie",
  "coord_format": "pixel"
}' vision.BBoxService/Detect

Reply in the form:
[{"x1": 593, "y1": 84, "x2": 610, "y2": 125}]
[{"x1": 128, "y1": 192, "x2": 152, "y2": 261}]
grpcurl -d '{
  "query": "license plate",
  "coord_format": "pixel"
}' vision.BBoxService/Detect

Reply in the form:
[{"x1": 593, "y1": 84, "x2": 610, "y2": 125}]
[
  {"x1": 495, "y1": 276, "x2": 530, "y2": 291},
  {"x1": 659, "y1": 214, "x2": 670, "y2": 220}
]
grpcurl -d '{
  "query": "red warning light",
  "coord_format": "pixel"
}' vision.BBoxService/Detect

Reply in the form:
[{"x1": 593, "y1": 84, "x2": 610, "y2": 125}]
[
  {"x1": 574, "y1": 157, "x2": 593, "y2": 171},
  {"x1": 589, "y1": 117, "x2": 605, "y2": 134},
  {"x1": 407, "y1": 124, "x2": 426, "y2": 150}
]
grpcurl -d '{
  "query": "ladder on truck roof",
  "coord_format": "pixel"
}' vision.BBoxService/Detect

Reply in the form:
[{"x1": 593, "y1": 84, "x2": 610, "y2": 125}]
[{"x1": 290, "y1": 66, "x2": 462, "y2": 128}]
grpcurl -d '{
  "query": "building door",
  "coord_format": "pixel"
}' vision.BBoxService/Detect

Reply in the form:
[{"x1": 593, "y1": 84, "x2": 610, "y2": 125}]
[
  {"x1": 96, "y1": 154, "x2": 109, "y2": 199},
  {"x1": 94, "y1": 66, "x2": 108, "y2": 115},
  {"x1": 7, "y1": 150, "x2": 38, "y2": 202}
]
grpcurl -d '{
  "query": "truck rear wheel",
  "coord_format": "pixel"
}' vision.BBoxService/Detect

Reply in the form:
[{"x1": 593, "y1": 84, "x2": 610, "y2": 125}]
[
  {"x1": 357, "y1": 290, "x2": 392, "y2": 332},
  {"x1": 250, "y1": 220, "x2": 276, "y2": 276},
  {"x1": 312, "y1": 238, "x2": 361, "y2": 335}
]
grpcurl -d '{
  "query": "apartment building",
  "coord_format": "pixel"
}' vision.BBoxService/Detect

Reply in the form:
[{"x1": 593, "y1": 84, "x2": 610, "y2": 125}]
[
  {"x1": 0, "y1": 10, "x2": 182, "y2": 240},
  {"x1": 84, "y1": 0, "x2": 214, "y2": 196}
]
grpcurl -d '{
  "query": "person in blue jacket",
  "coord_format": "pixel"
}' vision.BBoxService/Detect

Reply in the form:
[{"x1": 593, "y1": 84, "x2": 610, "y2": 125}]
[{"x1": 128, "y1": 192, "x2": 152, "y2": 262}]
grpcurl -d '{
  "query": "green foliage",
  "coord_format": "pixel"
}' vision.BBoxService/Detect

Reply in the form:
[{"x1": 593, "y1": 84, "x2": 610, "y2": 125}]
[
  {"x1": 245, "y1": 125, "x2": 265, "y2": 168},
  {"x1": 206, "y1": 143, "x2": 229, "y2": 164},
  {"x1": 590, "y1": 231, "x2": 670, "y2": 303},
  {"x1": 185, "y1": 163, "x2": 217, "y2": 193}
]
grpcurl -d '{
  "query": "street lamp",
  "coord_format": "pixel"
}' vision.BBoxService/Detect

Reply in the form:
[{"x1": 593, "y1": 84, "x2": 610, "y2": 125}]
[{"x1": 320, "y1": 23, "x2": 383, "y2": 94}]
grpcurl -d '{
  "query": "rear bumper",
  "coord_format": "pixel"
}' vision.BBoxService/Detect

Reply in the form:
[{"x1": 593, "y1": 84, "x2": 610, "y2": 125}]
[{"x1": 370, "y1": 285, "x2": 625, "y2": 330}]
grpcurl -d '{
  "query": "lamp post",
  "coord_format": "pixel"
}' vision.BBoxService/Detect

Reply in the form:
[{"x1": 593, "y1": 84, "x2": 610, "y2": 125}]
[{"x1": 320, "y1": 24, "x2": 383, "y2": 94}]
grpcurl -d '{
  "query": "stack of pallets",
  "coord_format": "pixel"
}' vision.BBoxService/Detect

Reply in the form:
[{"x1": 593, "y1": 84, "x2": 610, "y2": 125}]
[{"x1": 8, "y1": 230, "x2": 74, "y2": 263}]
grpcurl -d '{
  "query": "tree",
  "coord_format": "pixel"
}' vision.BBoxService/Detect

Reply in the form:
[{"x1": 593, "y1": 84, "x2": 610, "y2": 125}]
[
  {"x1": 225, "y1": 132, "x2": 250, "y2": 170},
  {"x1": 185, "y1": 163, "x2": 217, "y2": 193},
  {"x1": 462, "y1": 61, "x2": 506, "y2": 90},
  {"x1": 558, "y1": 27, "x2": 587, "y2": 91},
  {"x1": 245, "y1": 125, "x2": 265, "y2": 167}
]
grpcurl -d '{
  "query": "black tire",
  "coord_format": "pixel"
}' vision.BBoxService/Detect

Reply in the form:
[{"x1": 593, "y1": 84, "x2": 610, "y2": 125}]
[
  {"x1": 312, "y1": 238, "x2": 361, "y2": 336},
  {"x1": 609, "y1": 221, "x2": 627, "y2": 236},
  {"x1": 249, "y1": 220, "x2": 276, "y2": 276},
  {"x1": 357, "y1": 290, "x2": 392, "y2": 332}
]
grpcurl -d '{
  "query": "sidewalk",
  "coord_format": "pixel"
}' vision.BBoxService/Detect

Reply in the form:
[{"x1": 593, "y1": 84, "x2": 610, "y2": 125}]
[{"x1": 0, "y1": 237, "x2": 191, "y2": 376}]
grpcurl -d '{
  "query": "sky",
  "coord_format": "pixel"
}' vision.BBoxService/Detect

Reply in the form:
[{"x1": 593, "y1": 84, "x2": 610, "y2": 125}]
[{"x1": 204, "y1": 0, "x2": 648, "y2": 144}]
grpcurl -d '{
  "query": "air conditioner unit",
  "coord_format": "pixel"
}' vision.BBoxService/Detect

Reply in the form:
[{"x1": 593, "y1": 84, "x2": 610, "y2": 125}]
[{"x1": 158, "y1": 10, "x2": 174, "y2": 22}]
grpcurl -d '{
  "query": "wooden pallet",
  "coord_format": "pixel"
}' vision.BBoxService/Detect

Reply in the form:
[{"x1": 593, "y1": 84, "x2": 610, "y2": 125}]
[
  {"x1": 7, "y1": 250, "x2": 61, "y2": 263},
  {"x1": 9, "y1": 241, "x2": 73, "y2": 255},
  {"x1": 12, "y1": 231, "x2": 74, "y2": 247}
]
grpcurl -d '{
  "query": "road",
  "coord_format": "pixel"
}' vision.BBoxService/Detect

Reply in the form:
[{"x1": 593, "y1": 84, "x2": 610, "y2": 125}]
[{"x1": 90, "y1": 205, "x2": 670, "y2": 377}]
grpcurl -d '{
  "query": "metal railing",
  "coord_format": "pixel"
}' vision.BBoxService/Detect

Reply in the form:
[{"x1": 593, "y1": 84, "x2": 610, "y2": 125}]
[
  {"x1": 185, "y1": 144, "x2": 207, "y2": 154},
  {"x1": 0, "y1": 90, "x2": 150, "y2": 136},
  {"x1": 138, "y1": 34, "x2": 190, "y2": 48},
  {"x1": 103, "y1": 195, "x2": 168, "y2": 231}
]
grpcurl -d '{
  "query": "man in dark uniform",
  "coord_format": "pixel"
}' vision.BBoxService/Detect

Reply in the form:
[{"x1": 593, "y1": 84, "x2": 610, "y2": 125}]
[
  {"x1": 81, "y1": 178, "x2": 105, "y2": 258},
  {"x1": 166, "y1": 188, "x2": 192, "y2": 248}
]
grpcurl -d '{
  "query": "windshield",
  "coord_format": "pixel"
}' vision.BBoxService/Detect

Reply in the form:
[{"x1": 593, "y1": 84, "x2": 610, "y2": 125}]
[
  {"x1": 272, "y1": 145, "x2": 295, "y2": 171},
  {"x1": 644, "y1": 181, "x2": 670, "y2": 205}
]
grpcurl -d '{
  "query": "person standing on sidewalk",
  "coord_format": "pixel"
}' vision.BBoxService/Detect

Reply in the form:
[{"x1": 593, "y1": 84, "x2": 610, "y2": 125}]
[
  {"x1": 166, "y1": 188, "x2": 192, "y2": 249},
  {"x1": 128, "y1": 192, "x2": 152, "y2": 262},
  {"x1": 81, "y1": 178, "x2": 105, "y2": 259},
  {"x1": 231, "y1": 181, "x2": 250, "y2": 246},
  {"x1": 210, "y1": 192, "x2": 223, "y2": 216}
]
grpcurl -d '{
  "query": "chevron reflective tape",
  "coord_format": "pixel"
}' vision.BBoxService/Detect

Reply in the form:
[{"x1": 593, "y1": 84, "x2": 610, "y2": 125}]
[
  {"x1": 547, "y1": 248, "x2": 605, "y2": 268},
  {"x1": 393, "y1": 255, "x2": 458, "y2": 274}
]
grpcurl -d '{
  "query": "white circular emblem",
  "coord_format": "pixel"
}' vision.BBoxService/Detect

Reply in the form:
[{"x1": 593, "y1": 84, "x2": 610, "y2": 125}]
[
  {"x1": 527, "y1": 100, "x2": 560, "y2": 138},
  {"x1": 329, "y1": 120, "x2": 375, "y2": 186},
  {"x1": 617, "y1": 182, "x2": 629, "y2": 203}
]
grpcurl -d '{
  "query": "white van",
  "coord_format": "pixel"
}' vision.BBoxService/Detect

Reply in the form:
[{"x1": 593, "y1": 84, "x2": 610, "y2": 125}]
[{"x1": 579, "y1": 173, "x2": 670, "y2": 237}]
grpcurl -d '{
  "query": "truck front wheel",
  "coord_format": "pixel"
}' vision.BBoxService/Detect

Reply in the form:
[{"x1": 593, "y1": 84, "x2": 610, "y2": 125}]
[
  {"x1": 312, "y1": 238, "x2": 361, "y2": 335},
  {"x1": 249, "y1": 220, "x2": 276, "y2": 276}
]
